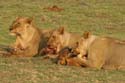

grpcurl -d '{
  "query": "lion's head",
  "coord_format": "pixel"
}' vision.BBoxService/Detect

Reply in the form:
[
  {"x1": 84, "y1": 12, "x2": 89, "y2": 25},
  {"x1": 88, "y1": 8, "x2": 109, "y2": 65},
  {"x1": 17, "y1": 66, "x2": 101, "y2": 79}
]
[
  {"x1": 9, "y1": 17, "x2": 33, "y2": 36},
  {"x1": 46, "y1": 27, "x2": 66, "y2": 54},
  {"x1": 72, "y1": 32, "x2": 97, "y2": 59}
]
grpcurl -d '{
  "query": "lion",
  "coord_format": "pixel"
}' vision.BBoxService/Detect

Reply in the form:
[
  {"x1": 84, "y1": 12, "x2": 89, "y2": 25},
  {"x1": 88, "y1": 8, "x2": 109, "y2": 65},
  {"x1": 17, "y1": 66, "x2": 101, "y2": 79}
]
[
  {"x1": 72, "y1": 32, "x2": 98, "y2": 59},
  {"x1": 45, "y1": 27, "x2": 81, "y2": 55},
  {"x1": 72, "y1": 32, "x2": 125, "y2": 70},
  {"x1": 9, "y1": 17, "x2": 51, "y2": 57}
]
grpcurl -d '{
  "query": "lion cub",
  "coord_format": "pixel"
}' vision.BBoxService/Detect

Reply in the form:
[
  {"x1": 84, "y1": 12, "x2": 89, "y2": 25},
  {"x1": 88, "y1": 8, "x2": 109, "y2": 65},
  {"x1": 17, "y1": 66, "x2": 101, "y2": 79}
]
[
  {"x1": 73, "y1": 32, "x2": 125, "y2": 70},
  {"x1": 9, "y1": 17, "x2": 42, "y2": 57}
]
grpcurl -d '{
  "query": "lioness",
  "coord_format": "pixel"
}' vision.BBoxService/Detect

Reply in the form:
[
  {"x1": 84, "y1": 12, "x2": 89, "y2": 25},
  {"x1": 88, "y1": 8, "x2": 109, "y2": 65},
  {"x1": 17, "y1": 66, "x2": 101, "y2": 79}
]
[
  {"x1": 9, "y1": 17, "x2": 49, "y2": 57},
  {"x1": 73, "y1": 32, "x2": 125, "y2": 70},
  {"x1": 45, "y1": 27, "x2": 81, "y2": 55}
]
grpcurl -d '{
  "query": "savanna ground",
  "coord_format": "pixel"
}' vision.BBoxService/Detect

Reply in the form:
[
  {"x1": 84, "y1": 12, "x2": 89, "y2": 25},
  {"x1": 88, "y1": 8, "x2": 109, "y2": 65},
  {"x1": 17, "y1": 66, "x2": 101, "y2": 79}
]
[{"x1": 0, "y1": 0, "x2": 125, "y2": 83}]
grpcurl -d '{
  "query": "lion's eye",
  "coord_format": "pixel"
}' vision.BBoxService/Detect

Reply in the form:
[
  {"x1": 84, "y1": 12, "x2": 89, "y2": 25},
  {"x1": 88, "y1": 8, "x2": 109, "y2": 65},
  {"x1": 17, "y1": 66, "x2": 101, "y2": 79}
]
[
  {"x1": 12, "y1": 22, "x2": 20, "y2": 29},
  {"x1": 16, "y1": 22, "x2": 20, "y2": 26}
]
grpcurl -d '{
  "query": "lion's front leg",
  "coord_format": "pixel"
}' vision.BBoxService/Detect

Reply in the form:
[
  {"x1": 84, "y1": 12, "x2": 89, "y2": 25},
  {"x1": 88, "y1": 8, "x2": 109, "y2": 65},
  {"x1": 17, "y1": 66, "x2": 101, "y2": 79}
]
[
  {"x1": 10, "y1": 42, "x2": 28, "y2": 55},
  {"x1": 80, "y1": 54, "x2": 102, "y2": 69}
]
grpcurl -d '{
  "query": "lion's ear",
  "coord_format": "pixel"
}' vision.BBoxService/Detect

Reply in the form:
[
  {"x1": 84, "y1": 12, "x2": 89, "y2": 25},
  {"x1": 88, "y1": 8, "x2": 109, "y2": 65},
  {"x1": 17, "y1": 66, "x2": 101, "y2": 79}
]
[
  {"x1": 15, "y1": 16, "x2": 21, "y2": 20},
  {"x1": 26, "y1": 17, "x2": 33, "y2": 24},
  {"x1": 83, "y1": 32, "x2": 91, "y2": 39},
  {"x1": 58, "y1": 27, "x2": 65, "y2": 34}
]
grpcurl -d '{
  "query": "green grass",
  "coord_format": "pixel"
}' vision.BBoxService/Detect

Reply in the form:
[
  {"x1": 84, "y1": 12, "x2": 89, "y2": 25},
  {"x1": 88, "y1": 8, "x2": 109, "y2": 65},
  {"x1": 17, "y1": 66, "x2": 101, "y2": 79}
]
[
  {"x1": 0, "y1": 57, "x2": 125, "y2": 83},
  {"x1": 0, "y1": 0, "x2": 125, "y2": 83}
]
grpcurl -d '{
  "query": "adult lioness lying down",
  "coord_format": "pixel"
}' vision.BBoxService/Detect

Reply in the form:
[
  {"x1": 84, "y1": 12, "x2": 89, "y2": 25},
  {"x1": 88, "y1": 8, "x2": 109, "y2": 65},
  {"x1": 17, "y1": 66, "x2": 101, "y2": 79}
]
[
  {"x1": 9, "y1": 17, "x2": 50, "y2": 57},
  {"x1": 45, "y1": 27, "x2": 81, "y2": 55},
  {"x1": 73, "y1": 32, "x2": 125, "y2": 70}
]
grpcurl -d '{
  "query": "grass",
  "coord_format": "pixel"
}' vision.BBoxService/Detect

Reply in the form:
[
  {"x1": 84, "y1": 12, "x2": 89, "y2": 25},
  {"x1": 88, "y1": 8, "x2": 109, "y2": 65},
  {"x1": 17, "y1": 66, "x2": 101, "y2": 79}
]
[
  {"x1": 0, "y1": 57, "x2": 125, "y2": 83},
  {"x1": 0, "y1": 0, "x2": 125, "y2": 83}
]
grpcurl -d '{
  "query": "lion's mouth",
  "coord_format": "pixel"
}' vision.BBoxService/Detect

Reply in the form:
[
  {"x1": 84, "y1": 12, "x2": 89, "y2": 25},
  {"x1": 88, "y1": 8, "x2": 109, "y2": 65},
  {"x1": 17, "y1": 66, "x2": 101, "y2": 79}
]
[
  {"x1": 10, "y1": 32, "x2": 21, "y2": 36},
  {"x1": 44, "y1": 46, "x2": 57, "y2": 54},
  {"x1": 10, "y1": 32, "x2": 16, "y2": 36}
]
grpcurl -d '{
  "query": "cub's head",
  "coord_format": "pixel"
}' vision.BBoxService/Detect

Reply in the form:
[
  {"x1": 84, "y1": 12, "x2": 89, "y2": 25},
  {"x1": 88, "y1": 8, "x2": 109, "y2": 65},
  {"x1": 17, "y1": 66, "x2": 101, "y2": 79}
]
[
  {"x1": 46, "y1": 27, "x2": 65, "y2": 54},
  {"x1": 72, "y1": 32, "x2": 91, "y2": 56},
  {"x1": 9, "y1": 17, "x2": 33, "y2": 36}
]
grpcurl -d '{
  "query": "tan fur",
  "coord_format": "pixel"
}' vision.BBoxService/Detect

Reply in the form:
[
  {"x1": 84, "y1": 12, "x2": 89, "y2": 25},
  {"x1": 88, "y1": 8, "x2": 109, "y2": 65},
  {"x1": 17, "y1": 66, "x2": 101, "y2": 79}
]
[
  {"x1": 9, "y1": 17, "x2": 51, "y2": 57},
  {"x1": 73, "y1": 32, "x2": 125, "y2": 70},
  {"x1": 46, "y1": 27, "x2": 81, "y2": 54},
  {"x1": 73, "y1": 32, "x2": 98, "y2": 59}
]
